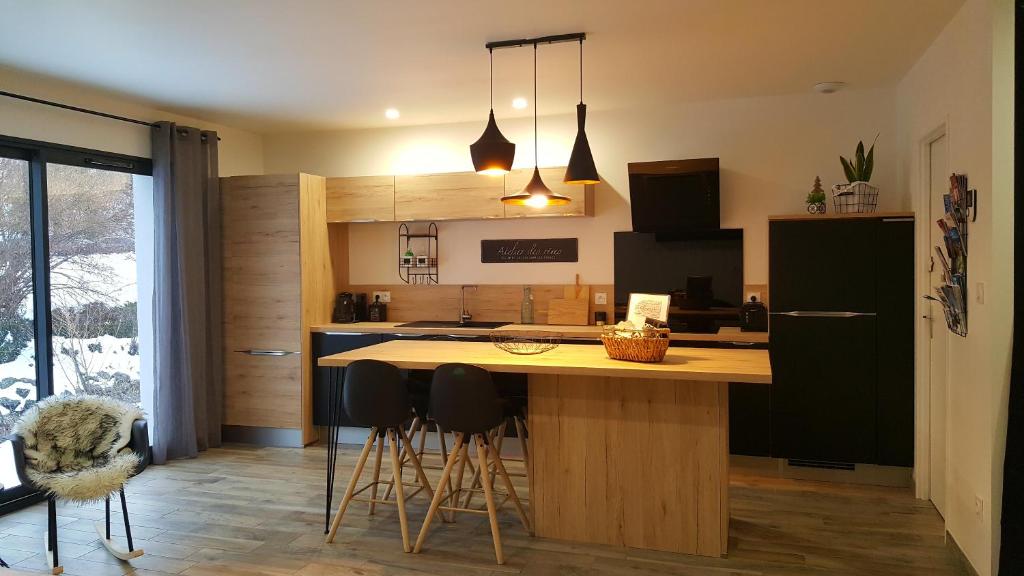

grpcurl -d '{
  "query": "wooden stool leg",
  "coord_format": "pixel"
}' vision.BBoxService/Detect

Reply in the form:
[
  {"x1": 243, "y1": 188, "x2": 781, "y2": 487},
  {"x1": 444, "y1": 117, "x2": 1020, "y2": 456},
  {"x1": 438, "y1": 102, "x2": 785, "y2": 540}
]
[
  {"x1": 368, "y1": 431, "x2": 385, "y2": 515},
  {"x1": 414, "y1": 433, "x2": 464, "y2": 554},
  {"x1": 514, "y1": 415, "x2": 530, "y2": 472},
  {"x1": 474, "y1": 433, "x2": 505, "y2": 565},
  {"x1": 384, "y1": 416, "x2": 420, "y2": 503},
  {"x1": 448, "y1": 441, "x2": 470, "y2": 522},
  {"x1": 387, "y1": 428, "x2": 411, "y2": 553},
  {"x1": 326, "y1": 427, "x2": 377, "y2": 543},
  {"x1": 464, "y1": 421, "x2": 504, "y2": 508},
  {"x1": 399, "y1": 427, "x2": 433, "y2": 498},
  {"x1": 489, "y1": 435, "x2": 531, "y2": 533},
  {"x1": 514, "y1": 414, "x2": 534, "y2": 533}
]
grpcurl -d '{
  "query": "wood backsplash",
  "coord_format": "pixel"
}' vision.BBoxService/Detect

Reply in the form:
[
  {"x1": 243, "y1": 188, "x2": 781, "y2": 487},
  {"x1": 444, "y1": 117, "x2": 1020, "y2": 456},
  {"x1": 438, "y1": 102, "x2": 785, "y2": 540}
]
[{"x1": 340, "y1": 284, "x2": 616, "y2": 325}]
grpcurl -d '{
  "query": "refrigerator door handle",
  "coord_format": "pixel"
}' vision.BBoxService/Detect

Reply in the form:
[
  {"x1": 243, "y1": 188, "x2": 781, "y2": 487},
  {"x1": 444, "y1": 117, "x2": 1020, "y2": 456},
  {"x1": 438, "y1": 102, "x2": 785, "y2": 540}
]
[{"x1": 770, "y1": 311, "x2": 877, "y2": 318}]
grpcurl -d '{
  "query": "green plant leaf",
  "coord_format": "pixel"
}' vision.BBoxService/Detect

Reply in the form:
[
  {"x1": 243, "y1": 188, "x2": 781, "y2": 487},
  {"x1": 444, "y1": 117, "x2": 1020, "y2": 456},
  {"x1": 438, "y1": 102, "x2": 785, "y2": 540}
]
[
  {"x1": 854, "y1": 141, "x2": 866, "y2": 180},
  {"x1": 840, "y1": 156, "x2": 857, "y2": 182},
  {"x1": 863, "y1": 142, "x2": 874, "y2": 182}
]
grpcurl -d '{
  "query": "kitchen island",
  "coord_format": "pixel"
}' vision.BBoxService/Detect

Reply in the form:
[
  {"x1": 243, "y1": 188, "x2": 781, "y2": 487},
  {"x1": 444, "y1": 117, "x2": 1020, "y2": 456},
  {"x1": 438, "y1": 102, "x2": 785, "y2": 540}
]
[{"x1": 319, "y1": 340, "x2": 771, "y2": 557}]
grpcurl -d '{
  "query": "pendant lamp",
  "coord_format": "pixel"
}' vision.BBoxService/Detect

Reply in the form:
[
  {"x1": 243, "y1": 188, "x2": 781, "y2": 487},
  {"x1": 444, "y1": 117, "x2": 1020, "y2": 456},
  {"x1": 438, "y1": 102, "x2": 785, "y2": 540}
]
[
  {"x1": 564, "y1": 38, "x2": 599, "y2": 184},
  {"x1": 470, "y1": 48, "x2": 515, "y2": 175},
  {"x1": 502, "y1": 44, "x2": 570, "y2": 207}
]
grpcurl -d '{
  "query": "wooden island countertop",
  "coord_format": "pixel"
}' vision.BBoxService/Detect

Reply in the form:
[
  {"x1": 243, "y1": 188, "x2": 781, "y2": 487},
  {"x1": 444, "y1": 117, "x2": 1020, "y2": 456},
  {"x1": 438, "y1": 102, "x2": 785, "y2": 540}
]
[
  {"x1": 318, "y1": 339, "x2": 771, "y2": 384},
  {"x1": 311, "y1": 322, "x2": 769, "y2": 343},
  {"x1": 319, "y1": 339, "x2": 770, "y2": 558}
]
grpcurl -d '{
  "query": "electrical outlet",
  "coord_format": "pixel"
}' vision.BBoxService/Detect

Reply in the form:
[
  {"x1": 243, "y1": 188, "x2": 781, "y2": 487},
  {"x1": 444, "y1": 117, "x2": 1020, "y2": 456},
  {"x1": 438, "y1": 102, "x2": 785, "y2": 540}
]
[
  {"x1": 745, "y1": 290, "x2": 763, "y2": 303},
  {"x1": 976, "y1": 282, "x2": 985, "y2": 304},
  {"x1": 373, "y1": 290, "x2": 391, "y2": 303},
  {"x1": 595, "y1": 292, "x2": 608, "y2": 305},
  {"x1": 975, "y1": 495, "x2": 985, "y2": 519}
]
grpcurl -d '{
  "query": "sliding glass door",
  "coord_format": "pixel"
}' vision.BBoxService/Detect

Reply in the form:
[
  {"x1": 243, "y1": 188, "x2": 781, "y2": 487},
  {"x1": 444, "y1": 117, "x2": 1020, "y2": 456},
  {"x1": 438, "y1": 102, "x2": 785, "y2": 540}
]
[
  {"x1": 0, "y1": 137, "x2": 152, "y2": 509},
  {"x1": 0, "y1": 154, "x2": 36, "y2": 437}
]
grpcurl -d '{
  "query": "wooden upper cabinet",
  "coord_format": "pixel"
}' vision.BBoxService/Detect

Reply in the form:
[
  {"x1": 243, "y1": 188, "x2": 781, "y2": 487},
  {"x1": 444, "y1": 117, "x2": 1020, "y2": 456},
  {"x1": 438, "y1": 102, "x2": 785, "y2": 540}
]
[
  {"x1": 395, "y1": 172, "x2": 505, "y2": 221},
  {"x1": 325, "y1": 175, "x2": 394, "y2": 222},
  {"x1": 503, "y1": 167, "x2": 594, "y2": 218}
]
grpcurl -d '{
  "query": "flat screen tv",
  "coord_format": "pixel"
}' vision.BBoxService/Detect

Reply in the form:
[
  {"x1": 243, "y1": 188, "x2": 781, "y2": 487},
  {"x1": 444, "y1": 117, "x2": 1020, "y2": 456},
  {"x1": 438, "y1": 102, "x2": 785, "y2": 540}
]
[{"x1": 628, "y1": 158, "x2": 719, "y2": 233}]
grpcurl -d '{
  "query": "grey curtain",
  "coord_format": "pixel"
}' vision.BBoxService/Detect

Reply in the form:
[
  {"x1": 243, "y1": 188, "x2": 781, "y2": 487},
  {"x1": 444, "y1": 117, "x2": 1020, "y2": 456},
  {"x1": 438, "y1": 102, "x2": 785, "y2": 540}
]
[{"x1": 151, "y1": 122, "x2": 222, "y2": 464}]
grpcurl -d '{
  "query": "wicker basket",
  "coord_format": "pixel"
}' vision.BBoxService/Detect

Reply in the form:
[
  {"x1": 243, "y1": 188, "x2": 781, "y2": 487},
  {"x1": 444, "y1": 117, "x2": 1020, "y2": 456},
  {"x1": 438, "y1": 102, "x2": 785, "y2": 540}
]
[
  {"x1": 600, "y1": 327, "x2": 671, "y2": 363},
  {"x1": 831, "y1": 182, "x2": 879, "y2": 213}
]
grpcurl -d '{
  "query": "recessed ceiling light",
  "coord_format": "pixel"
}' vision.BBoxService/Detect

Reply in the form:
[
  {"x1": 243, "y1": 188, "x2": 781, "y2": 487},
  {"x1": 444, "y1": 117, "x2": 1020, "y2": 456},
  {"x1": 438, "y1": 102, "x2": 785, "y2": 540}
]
[
  {"x1": 814, "y1": 82, "x2": 847, "y2": 94},
  {"x1": 385, "y1": 108, "x2": 400, "y2": 119},
  {"x1": 512, "y1": 97, "x2": 528, "y2": 110}
]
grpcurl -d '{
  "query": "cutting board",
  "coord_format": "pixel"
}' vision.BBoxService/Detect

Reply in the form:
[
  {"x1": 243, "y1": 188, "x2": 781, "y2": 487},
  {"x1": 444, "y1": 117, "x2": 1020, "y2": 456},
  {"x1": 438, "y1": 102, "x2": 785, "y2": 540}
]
[{"x1": 547, "y1": 277, "x2": 590, "y2": 325}]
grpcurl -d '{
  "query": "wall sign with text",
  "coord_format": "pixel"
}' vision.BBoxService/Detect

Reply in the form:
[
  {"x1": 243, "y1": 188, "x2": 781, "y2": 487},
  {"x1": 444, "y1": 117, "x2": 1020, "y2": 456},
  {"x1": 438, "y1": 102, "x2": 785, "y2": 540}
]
[{"x1": 481, "y1": 238, "x2": 578, "y2": 263}]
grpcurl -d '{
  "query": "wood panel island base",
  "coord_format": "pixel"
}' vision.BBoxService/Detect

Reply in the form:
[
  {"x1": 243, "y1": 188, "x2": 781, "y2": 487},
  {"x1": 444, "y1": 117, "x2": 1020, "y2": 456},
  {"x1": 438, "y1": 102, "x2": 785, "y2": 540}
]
[{"x1": 318, "y1": 340, "x2": 771, "y2": 558}]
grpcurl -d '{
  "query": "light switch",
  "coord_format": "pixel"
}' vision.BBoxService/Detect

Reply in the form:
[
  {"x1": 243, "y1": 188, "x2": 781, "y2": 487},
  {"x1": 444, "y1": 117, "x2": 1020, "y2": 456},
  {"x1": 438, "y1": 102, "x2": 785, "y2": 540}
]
[
  {"x1": 595, "y1": 292, "x2": 608, "y2": 305},
  {"x1": 373, "y1": 290, "x2": 391, "y2": 303}
]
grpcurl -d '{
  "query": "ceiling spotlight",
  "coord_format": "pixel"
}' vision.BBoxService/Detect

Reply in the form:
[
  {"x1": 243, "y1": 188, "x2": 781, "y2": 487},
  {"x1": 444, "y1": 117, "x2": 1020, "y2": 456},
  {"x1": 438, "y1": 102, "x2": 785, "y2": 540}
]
[
  {"x1": 512, "y1": 97, "x2": 528, "y2": 110},
  {"x1": 385, "y1": 108, "x2": 400, "y2": 119},
  {"x1": 813, "y1": 82, "x2": 846, "y2": 94}
]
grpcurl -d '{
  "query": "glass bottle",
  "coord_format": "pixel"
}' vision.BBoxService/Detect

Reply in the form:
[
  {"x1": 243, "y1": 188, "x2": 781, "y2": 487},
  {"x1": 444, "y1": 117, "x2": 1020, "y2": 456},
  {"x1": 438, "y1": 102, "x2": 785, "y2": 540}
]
[{"x1": 521, "y1": 286, "x2": 534, "y2": 325}]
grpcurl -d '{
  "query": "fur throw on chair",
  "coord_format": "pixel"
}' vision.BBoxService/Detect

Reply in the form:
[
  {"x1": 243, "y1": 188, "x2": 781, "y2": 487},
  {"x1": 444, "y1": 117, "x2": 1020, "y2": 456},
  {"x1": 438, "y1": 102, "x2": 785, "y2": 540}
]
[{"x1": 14, "y1": 395, "x2": 144, "y2": 502}]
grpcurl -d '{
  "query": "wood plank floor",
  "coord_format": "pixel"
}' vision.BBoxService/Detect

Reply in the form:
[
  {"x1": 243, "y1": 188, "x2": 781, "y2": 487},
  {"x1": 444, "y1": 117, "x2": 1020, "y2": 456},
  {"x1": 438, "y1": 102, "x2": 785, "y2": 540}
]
[{"x1": 0, "y1": 443, "x2": 965, "y2": 575}]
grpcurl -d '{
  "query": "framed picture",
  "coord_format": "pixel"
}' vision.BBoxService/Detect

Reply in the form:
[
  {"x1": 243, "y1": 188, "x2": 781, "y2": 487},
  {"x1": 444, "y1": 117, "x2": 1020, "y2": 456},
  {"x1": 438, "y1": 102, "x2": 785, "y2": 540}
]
[{"x1": 626, "y1": 293, "x2": 671, "y2": 327}]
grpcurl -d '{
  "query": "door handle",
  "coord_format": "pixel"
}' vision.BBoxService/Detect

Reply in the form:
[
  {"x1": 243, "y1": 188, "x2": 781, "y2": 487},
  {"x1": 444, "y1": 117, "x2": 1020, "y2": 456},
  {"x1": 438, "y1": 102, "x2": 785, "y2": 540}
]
[
  {"x1": 770, "y1": 311, "x2": 876, "y2": 318},
  {"x1": 235, "y1": 349, "x2": 299, "y2": 356}
]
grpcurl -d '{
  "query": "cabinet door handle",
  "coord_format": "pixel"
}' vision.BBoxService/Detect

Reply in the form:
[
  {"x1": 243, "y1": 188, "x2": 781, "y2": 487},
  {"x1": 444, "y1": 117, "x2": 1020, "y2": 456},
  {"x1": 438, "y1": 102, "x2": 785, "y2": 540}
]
[
  {"x1": 235, "y1": 349, "x2": 299, "y2": 356},
  {"x1": 770, "y1": 311, "x2": 876, "y2": 318}
]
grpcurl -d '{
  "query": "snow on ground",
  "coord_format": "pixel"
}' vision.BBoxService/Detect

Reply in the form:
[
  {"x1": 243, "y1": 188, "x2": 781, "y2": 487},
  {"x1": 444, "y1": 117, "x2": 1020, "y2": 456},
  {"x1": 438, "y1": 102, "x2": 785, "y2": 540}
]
[
  {"x1": 1, "y1": 251, "x2": 141, "y2": 417},
  {"x1": 0, "y1": 335, "x2": 140, "y2": 415}
]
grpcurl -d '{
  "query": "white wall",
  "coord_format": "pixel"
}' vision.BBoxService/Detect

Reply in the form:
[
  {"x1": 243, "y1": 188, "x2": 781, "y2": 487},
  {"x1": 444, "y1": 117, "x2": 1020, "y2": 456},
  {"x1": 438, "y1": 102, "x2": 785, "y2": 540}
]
[
  {"x1": 0, "y1": 66, "x2": 264, "y2": 176},
  {"x1": 896, "y1": 0, "x2": 1013, "y2": 574},
  {"x1": 264, "y1": 88, "x2": 900, "y2": 286}
]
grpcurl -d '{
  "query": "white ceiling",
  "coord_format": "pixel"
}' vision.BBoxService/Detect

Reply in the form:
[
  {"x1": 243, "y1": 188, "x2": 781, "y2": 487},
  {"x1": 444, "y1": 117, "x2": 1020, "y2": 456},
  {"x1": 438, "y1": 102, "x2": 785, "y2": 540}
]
[{"x1": 0, "y1": 0, "x2": 963, "y2": 133}]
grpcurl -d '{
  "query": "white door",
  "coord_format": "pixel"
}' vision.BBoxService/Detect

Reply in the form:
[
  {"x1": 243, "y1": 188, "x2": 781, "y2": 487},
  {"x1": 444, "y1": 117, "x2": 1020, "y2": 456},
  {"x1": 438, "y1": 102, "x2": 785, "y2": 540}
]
[{"x1": 927, "y1": 133, "x2": 949, "y2": 518}]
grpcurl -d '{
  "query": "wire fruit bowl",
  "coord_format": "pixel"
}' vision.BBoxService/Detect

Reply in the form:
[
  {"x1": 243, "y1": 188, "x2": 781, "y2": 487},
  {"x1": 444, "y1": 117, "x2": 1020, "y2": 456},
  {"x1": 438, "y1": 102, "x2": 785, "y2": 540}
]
[{"x1": 490, "y1": 333, "x2": 561, "y2": 355}]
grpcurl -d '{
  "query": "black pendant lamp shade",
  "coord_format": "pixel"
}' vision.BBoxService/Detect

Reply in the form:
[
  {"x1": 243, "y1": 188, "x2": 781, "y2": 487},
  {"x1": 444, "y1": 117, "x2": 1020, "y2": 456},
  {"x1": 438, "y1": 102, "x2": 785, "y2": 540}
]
[
  {"x1": 471, "y1": 49, "x2": 515, "y2": 175},
  {"x1": 564, "y1": 103, "x2": 599, "y2": 184},
  {"x1": 471, "y1": 111, "x2": 515, "y2": 174},
  {"x1": 502, "y1": 167, "x2": 571, "y2": 207},
  {"x1": 564, "y1": 39, "x2": 599, "y2": 185},
  {"x1": 502, "y1": 44, "x2": 570, "y2": 208}
]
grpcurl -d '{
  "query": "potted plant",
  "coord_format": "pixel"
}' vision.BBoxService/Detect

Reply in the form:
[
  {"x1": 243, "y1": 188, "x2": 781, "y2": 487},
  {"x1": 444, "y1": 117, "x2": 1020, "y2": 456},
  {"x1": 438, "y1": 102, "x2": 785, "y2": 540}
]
[
  {"x1": 833, "y1": 136, "x2": 879, "y2": 213},
  {"x1": 806, "y1": 176, "x2": 827, "y2": 214}
]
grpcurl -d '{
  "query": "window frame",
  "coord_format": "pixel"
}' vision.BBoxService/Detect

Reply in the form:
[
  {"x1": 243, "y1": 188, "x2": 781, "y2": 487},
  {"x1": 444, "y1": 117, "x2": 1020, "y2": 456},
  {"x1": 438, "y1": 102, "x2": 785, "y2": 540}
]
[{"x1": 0, "y1": 135, "x2": 152, "y2": 515}]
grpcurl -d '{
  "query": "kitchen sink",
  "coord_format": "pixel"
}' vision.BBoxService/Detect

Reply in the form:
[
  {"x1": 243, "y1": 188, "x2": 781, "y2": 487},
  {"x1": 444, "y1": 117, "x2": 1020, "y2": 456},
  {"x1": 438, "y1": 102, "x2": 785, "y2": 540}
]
[{"x1": 395, "y1": 320, "x2": 511, "y2": 329}]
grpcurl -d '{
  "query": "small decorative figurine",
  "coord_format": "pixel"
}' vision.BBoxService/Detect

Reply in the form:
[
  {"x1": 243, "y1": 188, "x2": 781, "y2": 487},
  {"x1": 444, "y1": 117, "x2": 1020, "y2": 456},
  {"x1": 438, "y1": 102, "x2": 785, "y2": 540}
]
[{"x1": 806, "y1": 176, "x2": 827, "y2": 214}]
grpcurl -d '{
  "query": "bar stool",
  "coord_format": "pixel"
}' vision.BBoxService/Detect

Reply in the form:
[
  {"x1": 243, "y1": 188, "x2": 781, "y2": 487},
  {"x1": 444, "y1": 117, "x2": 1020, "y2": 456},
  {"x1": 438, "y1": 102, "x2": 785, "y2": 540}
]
[
  {"x1": 413, "y1": 363, "x2": 531, "y2": 565},
  {"x1": 325, "y1": 360, "x2": 434, "y2": 552},
  {"x1": 463, "y1": 394, "x2": 530, "y2": 515},
  {"x1": 382, "y1": 369, "x2": 473, "y2": 522}
]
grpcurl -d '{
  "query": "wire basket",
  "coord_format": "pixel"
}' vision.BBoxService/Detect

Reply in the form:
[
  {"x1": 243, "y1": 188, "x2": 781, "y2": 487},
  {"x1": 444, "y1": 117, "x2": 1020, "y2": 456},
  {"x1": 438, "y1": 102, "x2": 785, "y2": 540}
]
[
  {"x1": 831, "y1": 182, "x2": 879, "y2": 213},
  {"x1": 600, "y1": 326, "x2": 671, "y2": 363},
  {"x1": 490, "y1": 333, "x2": 561, "y2": 355}
]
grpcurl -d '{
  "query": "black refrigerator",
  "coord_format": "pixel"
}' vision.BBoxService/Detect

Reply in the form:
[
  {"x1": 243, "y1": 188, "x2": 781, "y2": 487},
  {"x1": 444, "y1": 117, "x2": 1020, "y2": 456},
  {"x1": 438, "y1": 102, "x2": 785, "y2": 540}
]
[{"x1": 769, "y1": 216, "x2": 914, "y2": 466}]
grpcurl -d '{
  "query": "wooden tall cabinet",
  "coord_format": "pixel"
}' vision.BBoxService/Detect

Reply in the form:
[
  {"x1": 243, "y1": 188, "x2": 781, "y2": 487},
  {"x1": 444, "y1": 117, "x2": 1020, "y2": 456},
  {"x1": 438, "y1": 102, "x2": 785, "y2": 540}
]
[{"x1": 221, "y1": 173, "x2": 334, "y2": 446}]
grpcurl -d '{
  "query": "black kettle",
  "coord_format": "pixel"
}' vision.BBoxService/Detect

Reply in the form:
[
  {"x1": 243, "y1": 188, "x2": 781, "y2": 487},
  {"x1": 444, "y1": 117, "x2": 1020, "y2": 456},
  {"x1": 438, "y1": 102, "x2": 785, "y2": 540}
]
[
  {"x1": 333, "y1": 292, "x2": 356, "y2": 323},
  {"x1": 740, "y1": 296, "x2": 768, "y2": 332}
]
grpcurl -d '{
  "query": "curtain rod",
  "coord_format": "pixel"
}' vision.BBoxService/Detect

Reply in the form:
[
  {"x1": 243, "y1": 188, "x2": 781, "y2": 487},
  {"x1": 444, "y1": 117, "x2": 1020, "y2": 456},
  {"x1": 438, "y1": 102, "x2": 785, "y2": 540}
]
[{"x1": 0, "y1": 89, "x2": 221, "y2": 141}]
